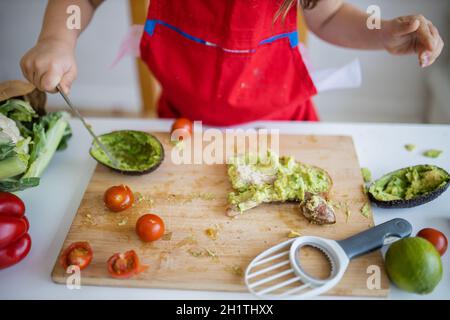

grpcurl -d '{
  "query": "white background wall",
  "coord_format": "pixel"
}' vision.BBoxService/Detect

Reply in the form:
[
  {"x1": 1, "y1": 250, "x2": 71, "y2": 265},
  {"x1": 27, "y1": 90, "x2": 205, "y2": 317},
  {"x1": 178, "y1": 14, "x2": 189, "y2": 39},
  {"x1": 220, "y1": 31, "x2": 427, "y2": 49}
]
[{"x1": 0, "y1": 0, "x2": 449, "y2": 123}]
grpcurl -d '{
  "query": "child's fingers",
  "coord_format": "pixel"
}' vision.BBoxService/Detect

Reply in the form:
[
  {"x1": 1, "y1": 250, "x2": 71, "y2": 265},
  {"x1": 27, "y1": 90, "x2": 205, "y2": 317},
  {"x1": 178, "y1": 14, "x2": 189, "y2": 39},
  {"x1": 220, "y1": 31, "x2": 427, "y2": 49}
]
[
  {"x1": 421, "y1": 22, "x2": 444, "y2": 67},
  {"x1": 59, "y1": 67, "x2": 78, "y2": 94},
  {"x1": 414, "y1": 16, "x2": 435, "y2": 53},
  {"x1": 38, "y1": 68, "x2": 63, "y2": 93},
  {"x1": 391, "y1": 16, "x2": 420, "y2": 36},
  {"x1": 19, "y1": 56, "x2": 34, "y2": 85}
]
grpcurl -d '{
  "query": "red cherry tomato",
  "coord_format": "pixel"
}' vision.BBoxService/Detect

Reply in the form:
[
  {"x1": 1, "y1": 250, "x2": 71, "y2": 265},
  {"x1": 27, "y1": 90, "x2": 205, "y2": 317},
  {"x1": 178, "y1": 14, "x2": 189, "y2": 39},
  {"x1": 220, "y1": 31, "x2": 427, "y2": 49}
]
[
  {"x1": 0, "y1": 216, "x2": 28, "y2": 249},
  {"x1": 60, "y1": 242, "x2": 93, "y2": 270},
  {"x1": 0, "y1": 192, "x2": 25, "y2": 218},
  {"x1": 0, "y1": 233, "x2": 31, "y2": 270},
  {"x1": 104, "y1": 185, "x2": 134, "y2": 212},
  {"x1": 136, "y1": 214, "x2": 165, "y2": 242},
  {"x1": 107, "y1": 250, "x2": 148, "y2": 279},
  {"x1": 170, "y1": 118, "x2": 193, "y2": 141},
  {"x1": 417, "y1": 228, "x2": 448, "y2": 256}
]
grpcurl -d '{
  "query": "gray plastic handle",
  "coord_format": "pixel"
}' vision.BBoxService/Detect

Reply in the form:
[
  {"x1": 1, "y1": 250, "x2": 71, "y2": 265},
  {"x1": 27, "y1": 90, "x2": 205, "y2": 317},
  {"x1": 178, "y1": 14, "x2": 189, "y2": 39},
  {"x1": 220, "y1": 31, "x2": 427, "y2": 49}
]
[{"x1": 337, "y1": 218, "x2": 412, "y2": 259}]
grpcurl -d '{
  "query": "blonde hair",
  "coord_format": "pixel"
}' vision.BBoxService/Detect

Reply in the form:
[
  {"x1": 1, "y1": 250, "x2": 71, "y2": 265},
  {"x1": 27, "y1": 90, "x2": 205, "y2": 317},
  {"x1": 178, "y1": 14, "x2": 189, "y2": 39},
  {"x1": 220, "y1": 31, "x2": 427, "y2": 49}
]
[{"x1": 274, "y1": 0, "x2": 320, "y2": 22}]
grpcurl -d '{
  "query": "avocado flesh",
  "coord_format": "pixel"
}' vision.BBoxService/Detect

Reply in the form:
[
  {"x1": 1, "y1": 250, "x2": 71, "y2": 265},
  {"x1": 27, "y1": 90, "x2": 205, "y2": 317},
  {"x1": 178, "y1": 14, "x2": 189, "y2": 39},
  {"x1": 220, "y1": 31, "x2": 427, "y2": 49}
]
[
  {"x1": 90, "y1": 130, "x2": 164, "y2": 174},
  {"x1": 369, "y1": 165, "x2": 450, "y2": 206},
  {"x1": 227, "y1": 152, "x2": 332, "y2": 214}
]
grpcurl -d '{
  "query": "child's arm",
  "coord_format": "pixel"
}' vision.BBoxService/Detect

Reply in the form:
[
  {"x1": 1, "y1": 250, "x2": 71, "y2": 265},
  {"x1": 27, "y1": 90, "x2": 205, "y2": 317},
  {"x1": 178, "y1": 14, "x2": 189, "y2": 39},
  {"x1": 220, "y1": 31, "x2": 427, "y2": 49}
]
[
  {"x1": 21, "y1": 0, "x2": 104, "y2": 93},
  {"x1": 304, "y1": 0, "x2": 444, "y2": 68}
]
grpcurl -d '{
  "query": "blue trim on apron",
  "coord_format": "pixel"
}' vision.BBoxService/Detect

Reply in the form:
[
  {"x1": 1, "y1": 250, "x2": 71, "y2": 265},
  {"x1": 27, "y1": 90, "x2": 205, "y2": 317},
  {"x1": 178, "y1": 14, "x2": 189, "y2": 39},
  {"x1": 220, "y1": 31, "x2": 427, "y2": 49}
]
[{"x1": 144, "y1": 19, "x2": 299, "y2": 51}]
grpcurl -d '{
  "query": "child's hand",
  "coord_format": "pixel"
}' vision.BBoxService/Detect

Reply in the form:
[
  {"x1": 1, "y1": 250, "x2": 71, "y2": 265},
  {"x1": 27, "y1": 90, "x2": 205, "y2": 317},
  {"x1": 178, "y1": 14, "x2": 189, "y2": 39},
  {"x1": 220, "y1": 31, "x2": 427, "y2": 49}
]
[
  {"x1": 20, "y1": 39, "x2": 77, "y2": 93},
  {"x1": 381, "y1": 15, "x2": 444, "y2": 68}
]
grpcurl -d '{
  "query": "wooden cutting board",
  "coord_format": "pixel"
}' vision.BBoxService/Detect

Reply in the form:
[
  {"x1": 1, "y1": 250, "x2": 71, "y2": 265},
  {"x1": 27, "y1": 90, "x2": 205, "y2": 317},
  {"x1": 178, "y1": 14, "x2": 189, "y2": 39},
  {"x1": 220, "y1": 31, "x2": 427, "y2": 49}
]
[{"x1": 52, "y1": 132, "x2": 389, "y2": 297}]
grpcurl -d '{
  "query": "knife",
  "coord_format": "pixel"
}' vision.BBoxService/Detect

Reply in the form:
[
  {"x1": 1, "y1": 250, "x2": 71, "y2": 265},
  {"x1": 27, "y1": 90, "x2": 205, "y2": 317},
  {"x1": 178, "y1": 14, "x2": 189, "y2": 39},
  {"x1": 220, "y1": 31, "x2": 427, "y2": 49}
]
[{"x1": 56, "y1": 85, "x2": 119, "y2": 167}]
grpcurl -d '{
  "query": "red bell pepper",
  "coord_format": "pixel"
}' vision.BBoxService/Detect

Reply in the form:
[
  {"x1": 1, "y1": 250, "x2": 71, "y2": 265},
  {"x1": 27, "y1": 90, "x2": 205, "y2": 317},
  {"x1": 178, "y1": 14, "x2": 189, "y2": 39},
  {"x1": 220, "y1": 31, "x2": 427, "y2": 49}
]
[
  {"x1": 0, "y1": 216, "x2": 28, "y2": 248},
  {"x1": 0, "y1": 233, "x2": 31, "y2": 270},
  {"x1": 0, "y1": 192, "x2": 31, "y2": 270},
  {"x1": 0, "y1": 192, "x2": 25, "y2": 218}
]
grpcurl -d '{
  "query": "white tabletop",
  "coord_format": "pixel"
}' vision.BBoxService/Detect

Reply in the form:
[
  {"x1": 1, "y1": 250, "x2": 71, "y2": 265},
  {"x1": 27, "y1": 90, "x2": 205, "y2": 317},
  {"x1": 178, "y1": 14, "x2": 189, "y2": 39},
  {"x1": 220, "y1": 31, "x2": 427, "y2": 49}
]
[{"x1": 1, "y1": 118, "x2": 449, "y2": 300}]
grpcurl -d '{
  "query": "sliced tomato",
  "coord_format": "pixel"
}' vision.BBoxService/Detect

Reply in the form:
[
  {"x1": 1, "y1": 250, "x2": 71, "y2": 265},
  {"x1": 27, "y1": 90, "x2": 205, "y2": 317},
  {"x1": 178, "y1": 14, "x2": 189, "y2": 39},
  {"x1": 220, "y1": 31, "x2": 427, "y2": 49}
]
[
  {"x1": 417, "y1": 228, "x2": 448, "y2": 256},
  {"x1": 107, "y1": 250, "x2": 148, "y2": 279},
  {"x1": 136, "y1": 214, "x2": 165, "y2": 242},
  {"x1": 0, "y1": 192, "x2": 25, "y2": 218},
  {"x1": 170, "y1": 118, "x2": 193, "y2": 141},
  {"x1": 60, "y1": 241, "x2": 93, "y2": 270},
  {"x1": 0, "y1": 233, "x2": 31, "y2": 270},
  {"x1": 0, "y1": 216, "x2": 28, "y2": 249},
  {"x1": 104, "y1": 185, "x2": 134, "y2": 212}
]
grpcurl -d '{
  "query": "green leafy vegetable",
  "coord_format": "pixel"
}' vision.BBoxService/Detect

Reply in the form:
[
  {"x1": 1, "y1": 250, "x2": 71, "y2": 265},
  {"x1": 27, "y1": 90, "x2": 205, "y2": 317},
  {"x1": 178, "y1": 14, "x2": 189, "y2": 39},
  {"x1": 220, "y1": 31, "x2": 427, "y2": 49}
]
[
  {"x1": 23, "y1": 112, "x2": 70, "y2": 179},
  {"x1": 0, "y1": 134, "x2": 16, "y2": 161},
  {"x1": 0, "y1": 98, "x2": 71, "y2": 192},
  {"x1": 0, "y1": 99, "x2": 37, "y2": 137},
  {"x1": 0, "y1": 177, "x2": 40, "y2": 192}
]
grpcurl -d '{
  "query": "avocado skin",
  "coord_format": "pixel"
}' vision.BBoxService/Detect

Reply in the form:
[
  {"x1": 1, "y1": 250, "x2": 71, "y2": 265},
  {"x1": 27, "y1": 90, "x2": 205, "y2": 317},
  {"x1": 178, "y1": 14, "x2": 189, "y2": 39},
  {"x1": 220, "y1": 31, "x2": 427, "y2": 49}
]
[
  {"x1": 368, "y1": 165, "x2": 450, "y2": 208},
  {"x1": 90, "y1": 131, "x2": 165, "y2": 175}
]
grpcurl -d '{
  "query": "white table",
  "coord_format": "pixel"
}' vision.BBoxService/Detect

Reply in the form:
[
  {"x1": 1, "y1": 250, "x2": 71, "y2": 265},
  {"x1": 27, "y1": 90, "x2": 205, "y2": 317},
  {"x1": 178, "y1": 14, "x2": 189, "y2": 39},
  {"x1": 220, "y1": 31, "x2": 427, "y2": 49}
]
[{"x1": 1, "y1": 118, "x2": 449, "y2": 300}]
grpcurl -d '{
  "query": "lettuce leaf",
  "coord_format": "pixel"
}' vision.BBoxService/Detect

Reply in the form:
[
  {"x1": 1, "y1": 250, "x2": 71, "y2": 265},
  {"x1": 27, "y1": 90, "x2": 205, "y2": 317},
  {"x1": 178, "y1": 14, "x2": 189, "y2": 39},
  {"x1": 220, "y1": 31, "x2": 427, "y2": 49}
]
[
  {"x1": 0, "y1": 99, "x2": 37, "y2": 137},
  {"x1": 23, "y1": 112, "x2": 70, "y2": 179},
  {"x1": 0, "y1": 98, "x2": 71, "y2": 192}
]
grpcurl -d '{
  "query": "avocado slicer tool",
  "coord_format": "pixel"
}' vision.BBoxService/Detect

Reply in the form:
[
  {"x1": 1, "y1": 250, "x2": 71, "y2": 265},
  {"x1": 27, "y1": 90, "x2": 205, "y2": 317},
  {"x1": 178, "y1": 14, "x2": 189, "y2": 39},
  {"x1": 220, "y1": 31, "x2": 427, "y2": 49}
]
[{"x1": 245, "y1": 218, "x2": 412, "y2": 299}]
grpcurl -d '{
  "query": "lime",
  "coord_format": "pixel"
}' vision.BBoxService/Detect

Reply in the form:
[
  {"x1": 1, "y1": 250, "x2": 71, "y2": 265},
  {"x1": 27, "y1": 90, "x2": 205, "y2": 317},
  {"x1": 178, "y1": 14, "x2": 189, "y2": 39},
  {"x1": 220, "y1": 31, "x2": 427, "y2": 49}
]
[{"x1": 385, "y1": 237, "x2": 442, "y2": 294}]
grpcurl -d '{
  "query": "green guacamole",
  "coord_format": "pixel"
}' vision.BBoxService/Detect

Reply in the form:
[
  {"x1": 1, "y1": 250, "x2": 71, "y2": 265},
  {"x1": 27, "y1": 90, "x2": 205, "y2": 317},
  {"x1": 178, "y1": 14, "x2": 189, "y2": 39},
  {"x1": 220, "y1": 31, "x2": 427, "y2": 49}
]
[
  {"x1": 90, "y1": 130, "x2": 164, "y2": 173},
  {"x1": 369, "y1": 165, "x2": 450, "y2": 201},
  {"x1": 227, "y1": 151, "x2": 332, "y2": 212}
]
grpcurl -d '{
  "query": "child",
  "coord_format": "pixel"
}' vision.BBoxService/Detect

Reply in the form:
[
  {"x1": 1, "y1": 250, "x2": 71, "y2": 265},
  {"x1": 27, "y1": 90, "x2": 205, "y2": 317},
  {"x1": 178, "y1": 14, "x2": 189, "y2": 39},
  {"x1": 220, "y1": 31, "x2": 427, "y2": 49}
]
[{"x1": 21, "y1": 0, "x2": 444, "y2": 125}]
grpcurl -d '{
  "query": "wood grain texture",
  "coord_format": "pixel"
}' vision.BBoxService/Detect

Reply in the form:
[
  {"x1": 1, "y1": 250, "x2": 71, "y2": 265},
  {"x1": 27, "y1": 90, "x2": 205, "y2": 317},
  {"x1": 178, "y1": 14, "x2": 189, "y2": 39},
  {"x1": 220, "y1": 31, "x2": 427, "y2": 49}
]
[{"x1": 52, "y1": 132, "x2": 389, "y2": 297}]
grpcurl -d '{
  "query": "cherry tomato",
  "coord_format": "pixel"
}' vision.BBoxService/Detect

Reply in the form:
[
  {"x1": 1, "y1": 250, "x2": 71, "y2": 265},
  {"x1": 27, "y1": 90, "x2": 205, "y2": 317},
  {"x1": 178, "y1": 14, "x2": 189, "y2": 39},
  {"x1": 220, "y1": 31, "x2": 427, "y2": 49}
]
[
  {"x1": 0, "y1": 192, "x2": 25, "y2": 218},
  {"x1": 104, "y1": 185, "x2": 134, "y2": 212},
  {"x1": 170, "y1": 118, "x2": 193, "y2": 141},
  {"x1": 0, "y1": 233, "x2": 31, "y2": 270},
  {"x1": 0, "y1": 216, "x2": 28, "y2": 249},
  {"x1": 107, "y1": 250, "x2": 148, "y2": 279},
  {"x1": 136, "y1": 214, "x2": 165, "y2": 242},
  {"x1": 60, "y1": 242, "x2": 93, "y2": 270},
  {"x1": 417, "y1": 228, "x2": 448, "y2": 256}
]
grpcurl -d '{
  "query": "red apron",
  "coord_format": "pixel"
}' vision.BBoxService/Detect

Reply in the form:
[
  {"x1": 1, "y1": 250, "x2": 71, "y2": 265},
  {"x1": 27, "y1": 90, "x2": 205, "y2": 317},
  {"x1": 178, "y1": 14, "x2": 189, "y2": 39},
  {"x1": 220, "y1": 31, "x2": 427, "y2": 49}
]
[{"x1": 140, "y1": 0, "x2": 318, "y2": 126}]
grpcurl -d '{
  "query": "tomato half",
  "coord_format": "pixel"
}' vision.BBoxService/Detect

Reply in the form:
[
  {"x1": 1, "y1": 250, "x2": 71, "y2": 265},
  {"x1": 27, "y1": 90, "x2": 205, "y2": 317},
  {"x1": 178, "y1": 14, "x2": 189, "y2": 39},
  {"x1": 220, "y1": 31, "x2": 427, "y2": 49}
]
[
  {"x1": 417, "y1": 228, "x2": 448, "y2": 256},
  {"x1": 136, "y1": 214, "x2": 165, "y2": 242},
  {"x1": 0, "y1": 216, "x2": 28, "y2": 249},
  {"x1": 170, "y1": 118, "x2": 193, "y2": 141},
  {"x1": 0, "y1": 192, "x2": 25, "y2": 218},
  {"x1": 107, "y1": 250, "x2": 148, "y2": 279},
  {"x1": 0, "y1": 233, "x2": 31, "y2": 270},
  {"x1": 104, "y1": 185, "x2": 134, "y2": 212},
  {"x1": 60, "y1": 241, "x2": 93, "y2": 270}
]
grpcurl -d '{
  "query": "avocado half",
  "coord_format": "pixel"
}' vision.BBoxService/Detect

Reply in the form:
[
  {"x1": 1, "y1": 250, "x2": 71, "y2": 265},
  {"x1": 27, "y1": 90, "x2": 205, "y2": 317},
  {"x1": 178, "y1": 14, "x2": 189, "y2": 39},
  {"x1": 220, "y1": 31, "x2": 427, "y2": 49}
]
[
  {"x1": 89, "y1": 130, "x2": 164, "y2": 175},
  {"x1": 368, "y1": 165, "x2": 450, "y2": 208}
]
